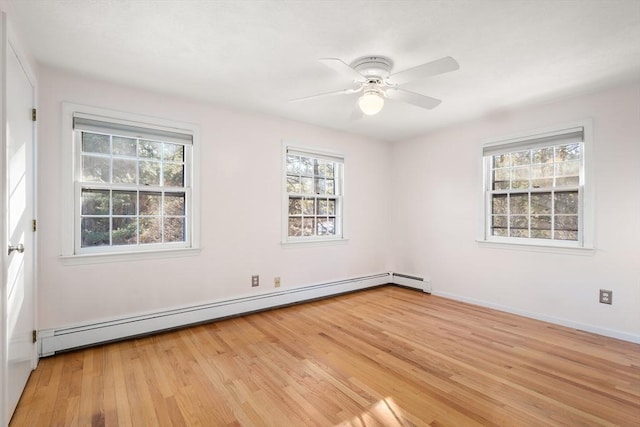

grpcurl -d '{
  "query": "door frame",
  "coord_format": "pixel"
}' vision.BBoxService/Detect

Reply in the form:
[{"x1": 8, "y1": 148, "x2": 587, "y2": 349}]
[{"x1": 1, "y1": 11, "x2": 38, "y2": 424}]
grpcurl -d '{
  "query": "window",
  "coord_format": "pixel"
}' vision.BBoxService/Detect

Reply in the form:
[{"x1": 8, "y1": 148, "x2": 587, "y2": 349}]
[
  {"x1": 482, "y1": 123, "x2": 592, "y2": 248},
  {"x1": 63, "y1": 105, "x2": 199, "y2": 257},
  {"x1": 284, "y1": 146, "x2": 344, "y2": 242}
]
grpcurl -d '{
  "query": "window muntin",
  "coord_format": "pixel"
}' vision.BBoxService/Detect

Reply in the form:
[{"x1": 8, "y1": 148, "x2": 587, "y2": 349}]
[
  {"x1": 483, "y1": 127, "x2": 585, "y2": 246},
  {"x1": 285, "y1": 148, "x2": 343, "y2": 241},
  {"x1": 74, "y1": 116, "x2": 192, "y2": 254}
]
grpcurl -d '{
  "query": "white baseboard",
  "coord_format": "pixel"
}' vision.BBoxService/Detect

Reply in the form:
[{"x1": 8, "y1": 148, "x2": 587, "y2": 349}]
[
  {"x1": 39, "y1": 273, "x2": 391, "y2": 356},
  {"x1": 432, "y1": 290, "x2": 640, "y2": 344}
]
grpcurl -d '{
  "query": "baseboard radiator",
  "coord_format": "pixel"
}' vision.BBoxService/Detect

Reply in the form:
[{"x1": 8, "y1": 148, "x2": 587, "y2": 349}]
[
  {"x1": 392, "y1": 272, "x2": 431, "y2": 293},
  {"x1": 39, "y1": 273, "x2": 392, "y2": 356}
]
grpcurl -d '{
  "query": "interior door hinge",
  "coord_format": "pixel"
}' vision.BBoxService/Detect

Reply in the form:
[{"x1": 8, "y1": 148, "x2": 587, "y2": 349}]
[
  {"x1": 32, "y1": 330, "x2": 37, "y2": 343},
  {"x1": 32, "y1": 219, "x2": 37, "y2": 232},
  {"x1": 32, "y1": 108, "x2": 37, "y2": 121}
]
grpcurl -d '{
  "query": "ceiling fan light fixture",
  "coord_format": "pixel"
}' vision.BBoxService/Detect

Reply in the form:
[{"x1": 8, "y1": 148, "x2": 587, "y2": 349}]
[{"x1": 358, "y1": 90, "x2": 385, "y2": 115}]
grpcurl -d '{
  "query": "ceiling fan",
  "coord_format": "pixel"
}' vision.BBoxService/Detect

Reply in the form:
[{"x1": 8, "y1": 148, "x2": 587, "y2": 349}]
[{"x1": 291, "y1": 55, "x2": 459, "y2": 116}]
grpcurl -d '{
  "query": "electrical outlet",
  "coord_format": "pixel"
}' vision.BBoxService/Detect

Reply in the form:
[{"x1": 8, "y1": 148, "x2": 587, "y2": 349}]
[
  {"x1": 251, "y1": 275, "x2": 259, "y2": 287},
  {"x1": 599, "y1": 289, "x2": 612, "y2": 305},
  {"x1": 274, "y1": 277, "x2": 281, "y2": 288}
]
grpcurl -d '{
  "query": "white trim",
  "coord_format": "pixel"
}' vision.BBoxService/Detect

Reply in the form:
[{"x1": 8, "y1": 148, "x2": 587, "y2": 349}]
[
  {"x1": 476, "y1": 240, "x2": 595, "y2": 255},
  {"x1": 0, "y1": 13, "x2": 8, "y2": 425},
  {"x1": 431, "y1": 290, "x2": 640, "y2": 344},
  {"x1": 39, "y1": 273, "x2": 391, "y2": 356},
  {"x1": 61, "y1": 102, "x2": 201, "y2": 259},
  {"x1": 59, "y1": 247, "x2": 201, "y2": 266}
]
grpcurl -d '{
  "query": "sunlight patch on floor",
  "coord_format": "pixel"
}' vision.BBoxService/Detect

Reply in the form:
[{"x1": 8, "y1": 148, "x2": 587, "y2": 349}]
[{"x1": 335, "y1": 397, "x2": 413, "y2": 426}]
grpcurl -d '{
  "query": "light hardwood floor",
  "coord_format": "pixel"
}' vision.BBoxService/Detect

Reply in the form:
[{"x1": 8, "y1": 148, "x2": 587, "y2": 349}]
[{"x1": 10, "y1": 286, "x2": 640, "y2": 426}]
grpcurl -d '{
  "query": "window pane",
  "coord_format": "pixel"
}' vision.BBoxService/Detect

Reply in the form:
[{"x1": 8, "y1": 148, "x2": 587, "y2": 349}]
[
  {"x1": 531, "y1": 193, "x2": 551, "y2": 215},
  {"x1": 325, "y1": 179, "x2": 335, "y2": 195},
  {"x1": 493, "y1": 154, "x2": 510, "y2": 168},
  {"x1": 302, "y1": 198, "x2": 315, "y2": 215},
  {"x1": 139, "y1": 140, "x2": 162, "y2": 159},
  {"x1": 112, "y1": 191, "x2": 137, "y2": 215},
  {"x1": 288, "y1": 217, "x2": 302, "y2": 236},
  {"x1": 112, "y1": 217, "x2": 137, "y2": 245},
  {"x1": 510, "y1": 215, "x2": 528, "y2": 237},
  {"x1": 164, "y1": 193, "x2": 185, "y2": 216},
  {"x1": 554, "y1": 191, "x2": 578, "y2": 214},
  {"x1": 511, "y1": 150, "x2": 530, "y2": 166},
  {"x1": 301, "y1": 177, "x2": 313, "y2": 194},
  {"x1": 554, "y1": 230, "x2": 578, "y2": 241},
  {"x1": 287, "y1": 176, "x2": 300, "y2": 193},
  {"x1": 112, "y1": 158, "x2": 137, "y2": 184},
  {"x1": 555, "y1": 215, "x2": 578, "y2": 231},
  {"x1": 81, "y1": 217, "x2": 110, "y2": 247},
  {"x1": 531, "y1": 215, "x2": 551, "y2": 232},
  {"x1": 82, "y1": 189, "x2": 109, "y2": 215},
  {"x1": 555, "y1": 160, "x2": 580, "y2": 186},
  {"x1": 493, "y1": 169, "x2": 509, "y2": 190},
  {"x1": 315, "y1": 160, "x2": 327, "y2": 177},
  {"x1": 286, "y1": 155, "x2": 300, "y2": 174},
  {"x1": 82, "y1": 132, "x2": 110, "y2": 154},
  {"x1": 325, "y1": 163, "x2": 334, "y2": 178},
  {"x1": 555, "y1": 143, "x2": 581, "y2": 161},
  {"x1": 510, "y1": 167, "x2": 530, "y2": 189},
  {"x1": 82, "y1": 155, "x2": 111, "y2": 182},
  {"x1": 315, "y1": 178, "x2": 326, "y2": 195},
  {"x1": 531, "y1": 165, "x2": 553, "y2": 188},
  {"x1": 140, "y1": 217, "x2": 161, "y2": 243},
  {"x1": 531, "y1": 229, "x2": 552, "y2": 239},
  {"x1": 532, "y1": 147, "x2": 554, "y2": 164},
  {"x1": 510, "y1": 194, "x2": 529, "y2": 215},
  {"x1": 164, "y1": 217, "x2": 185, "y2": 242},
  {"x1": 492, "y1": 227, "x2": 508, "y2": 237},
  {"x1": 163, "y1": 163, "x2": 184, "y2": 187},
  {"x1": 140, "y1": 160, "x2": 161, "y2": 186},
  {"x1": 317, "y1": 218, "x2": 335, "y2": 235},
  {"x1": 300, "y1": 157, "x2": 313, "y2": 176},
  {"x1": 492, "y1": 194, "x2": 508, "y2": 215},
  {"x1": 140, "y1": 192, "x2": 161, "y2": 215},
  {"x1": 163, "y1": 143, "x2": 184, "y2": 162},
  {"x1": 288, "y1": 197, "x2": 302, "y2": 215},
  {"x1": 302, "y1": 218, "x2": 315, "y2": 236},
  {"x1": 112, "y1": 136, "x2": 137, "y2": 157},
  {"x1": 491, "y1": 215, "x2": 507, "y2": 231}
]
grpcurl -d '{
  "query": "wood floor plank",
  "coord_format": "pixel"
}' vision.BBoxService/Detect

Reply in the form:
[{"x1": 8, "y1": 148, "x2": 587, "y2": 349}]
[{"x1": 10, "y1": 286, "x2": 640, "y2": 426}]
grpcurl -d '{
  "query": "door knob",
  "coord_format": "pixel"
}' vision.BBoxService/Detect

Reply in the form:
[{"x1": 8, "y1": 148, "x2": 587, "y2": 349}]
[{"x1": 8, "y1": 243, "x2": 24, "y2": 255}]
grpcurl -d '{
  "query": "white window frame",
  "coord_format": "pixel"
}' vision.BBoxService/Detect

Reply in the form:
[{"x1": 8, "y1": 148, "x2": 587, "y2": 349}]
[
  {"x1": 282, "y1": 142, "x2": 346, "y2": 245},
  {"x1": 478, "y1": 119, "x2": 594, "y2": 252},
  {"x1": 61, "y1": 103, "x2": 200, "y2": 262}
]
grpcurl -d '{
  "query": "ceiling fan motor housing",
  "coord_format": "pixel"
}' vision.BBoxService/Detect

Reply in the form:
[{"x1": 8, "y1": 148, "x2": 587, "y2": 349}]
[{"x1": 351, "y1": 56, "x2": 393, "y2": 80}]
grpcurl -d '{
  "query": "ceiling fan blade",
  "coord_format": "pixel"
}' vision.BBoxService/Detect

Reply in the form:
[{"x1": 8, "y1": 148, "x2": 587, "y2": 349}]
[
  {"x1": 388, "y1": 56, "x2": 459, "y2": 85},
  {"x1": 385, "y1": 88, "x2": 442, "y2": 110},
  {"x1": 289, "y1": 87, "x2": 361, "y2": 103},
  {"x1": 319, "y1": 58, "x2": 366, "y2": 82}
]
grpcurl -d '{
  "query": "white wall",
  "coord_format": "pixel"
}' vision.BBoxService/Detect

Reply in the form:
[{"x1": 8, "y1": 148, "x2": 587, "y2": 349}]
[
  {"x1": 37, "y1": 66, "x2": 392, "y2": 330},
  {"x1": 391, "y1": 81, "x2": 640, "y2": 342}
]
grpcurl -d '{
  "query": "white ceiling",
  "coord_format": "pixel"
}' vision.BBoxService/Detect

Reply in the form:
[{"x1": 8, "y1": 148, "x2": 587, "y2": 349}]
[{"x1": 7, "y1": 0, "x2": 640, "y2": 142}]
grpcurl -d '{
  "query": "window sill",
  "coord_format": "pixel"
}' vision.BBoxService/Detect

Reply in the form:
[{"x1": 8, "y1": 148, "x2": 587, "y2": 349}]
[
  {"x1": 476, "y1": 240, "x2": 595, "y2": 256},
  {"x1": 281, "y1": 238, "x2": 349, "y2": 248},
  {"x1": 60, "y1": 247, "x2": 201, "y2": 265}
]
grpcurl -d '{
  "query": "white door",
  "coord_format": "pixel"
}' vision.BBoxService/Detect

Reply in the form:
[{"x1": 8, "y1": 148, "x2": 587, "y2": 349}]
[{"x1": 4, "y1": 33, "x2": 36, "y2": 423}]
